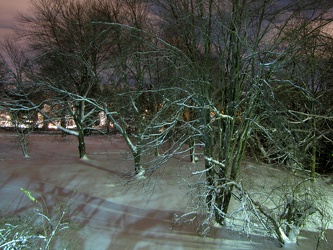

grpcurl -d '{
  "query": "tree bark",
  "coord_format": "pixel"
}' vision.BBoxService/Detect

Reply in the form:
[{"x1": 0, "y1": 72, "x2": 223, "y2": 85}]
[{"x1": 78, "y1": 130, "x2": 86, "y2": 159}]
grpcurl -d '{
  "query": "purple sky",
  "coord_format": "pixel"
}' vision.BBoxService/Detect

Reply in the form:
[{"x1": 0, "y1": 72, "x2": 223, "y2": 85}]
[
  {"x1": 0, "y1": 0, "x2": 30, "y2": 37},
  {"x1": 0, "y1": 0, "x2": 332, "y2": 38}
]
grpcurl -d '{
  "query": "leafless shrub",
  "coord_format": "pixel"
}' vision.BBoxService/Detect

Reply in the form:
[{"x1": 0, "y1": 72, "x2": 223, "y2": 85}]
[{"x1": 0, "y1": 189, "x2": 73, "y2": 250}]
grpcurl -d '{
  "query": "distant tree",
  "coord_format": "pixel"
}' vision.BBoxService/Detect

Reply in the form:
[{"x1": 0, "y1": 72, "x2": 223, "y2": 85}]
[
  {"x1": 0, "y1": 37, "x2": 40, "y2": 157},
  {"x1": 279, "y1": 22, "x2": 333, "y2": 177},
  {"x1": 249, "y1": 13, "x2": 333, "y2": 177},
  {"x1": 0, "y1": 56, "x2": 7, "y2": 84}
]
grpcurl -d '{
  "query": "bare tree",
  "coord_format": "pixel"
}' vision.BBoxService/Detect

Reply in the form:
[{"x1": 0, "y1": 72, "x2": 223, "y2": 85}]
[
  {"x1": 2, "y1": 0, "x2": 333, "y2": 245},
  {"x1": 0, "y1": 37, "x2": 40, "y2": 157},
  {"x1": 16, "y1": 0, "x2": 137, "y2": 158},
  {"x1": 278, "y1": 22, "x2": 333, "y2": 178},
  {"x1": 152, "y1": 0, "x2": 333, "y2": 245}
]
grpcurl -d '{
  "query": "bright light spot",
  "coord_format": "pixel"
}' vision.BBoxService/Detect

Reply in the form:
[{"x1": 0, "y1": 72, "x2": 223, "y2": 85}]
[{"x1": 48, "y1": 124, "x2": 58, "y2": 129}]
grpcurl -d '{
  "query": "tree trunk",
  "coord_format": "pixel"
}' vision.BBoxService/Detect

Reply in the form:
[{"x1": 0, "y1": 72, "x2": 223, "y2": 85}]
[
  {"x1": 311, "y1": 110, "x2": 317, "y2": 182},
  {"x1": 134, "y1": 119, "x2": 144, "y2": 175},
  {"x1": 189, "y1": 137, "x2": 196, "y2": 163},
  {"x1": 311, "y1": 142, "x2": 316, "y2": 181},
  {"x1": 78, "y1": 130, "x2": 86, "y2": 159},
  {"x1": 61, "y1": 108, "x2": 67, "y2": 137},
  {"x1": 134, "y1": 150, "x2": 143, "y2": 175},
  {"x1": 17, "y1": 130, "x2": 29, "y2": 158}
]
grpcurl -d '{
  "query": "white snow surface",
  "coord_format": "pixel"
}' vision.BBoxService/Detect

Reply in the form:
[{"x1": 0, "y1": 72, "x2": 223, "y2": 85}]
[{"x1": 0, "y1": 133, "x2": 332, "y2": 250}]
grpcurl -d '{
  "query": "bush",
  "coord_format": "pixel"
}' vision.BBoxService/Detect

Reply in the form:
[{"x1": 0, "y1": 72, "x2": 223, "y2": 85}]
[{"x1": 0, "y1": 189, "x2": 71, "y2": 249}]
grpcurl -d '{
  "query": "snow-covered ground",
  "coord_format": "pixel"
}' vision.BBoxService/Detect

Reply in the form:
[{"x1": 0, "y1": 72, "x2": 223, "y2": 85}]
[{"x1": 0, "y1": 132, "x2": 332, "y2": 249}]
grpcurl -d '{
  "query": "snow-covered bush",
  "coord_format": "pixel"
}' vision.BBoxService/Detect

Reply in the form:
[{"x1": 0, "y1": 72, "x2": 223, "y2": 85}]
[{"x1": 0, "y1": 189, "x2": 71, "y2": 249}]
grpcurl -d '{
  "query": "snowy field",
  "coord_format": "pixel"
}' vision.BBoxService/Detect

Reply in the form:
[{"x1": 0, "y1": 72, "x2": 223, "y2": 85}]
[{"x1": 0, "y1": 131, "x2": 332, "y2": 250}]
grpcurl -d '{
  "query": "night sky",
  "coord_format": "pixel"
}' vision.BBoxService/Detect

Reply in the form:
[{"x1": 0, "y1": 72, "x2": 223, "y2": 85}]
[
  {"x1": 0, "y1": 0, "x2": 30, "y2": 37},
  {"x1": 1, "y1": 0, "x2": 332, "y2": 38}
]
